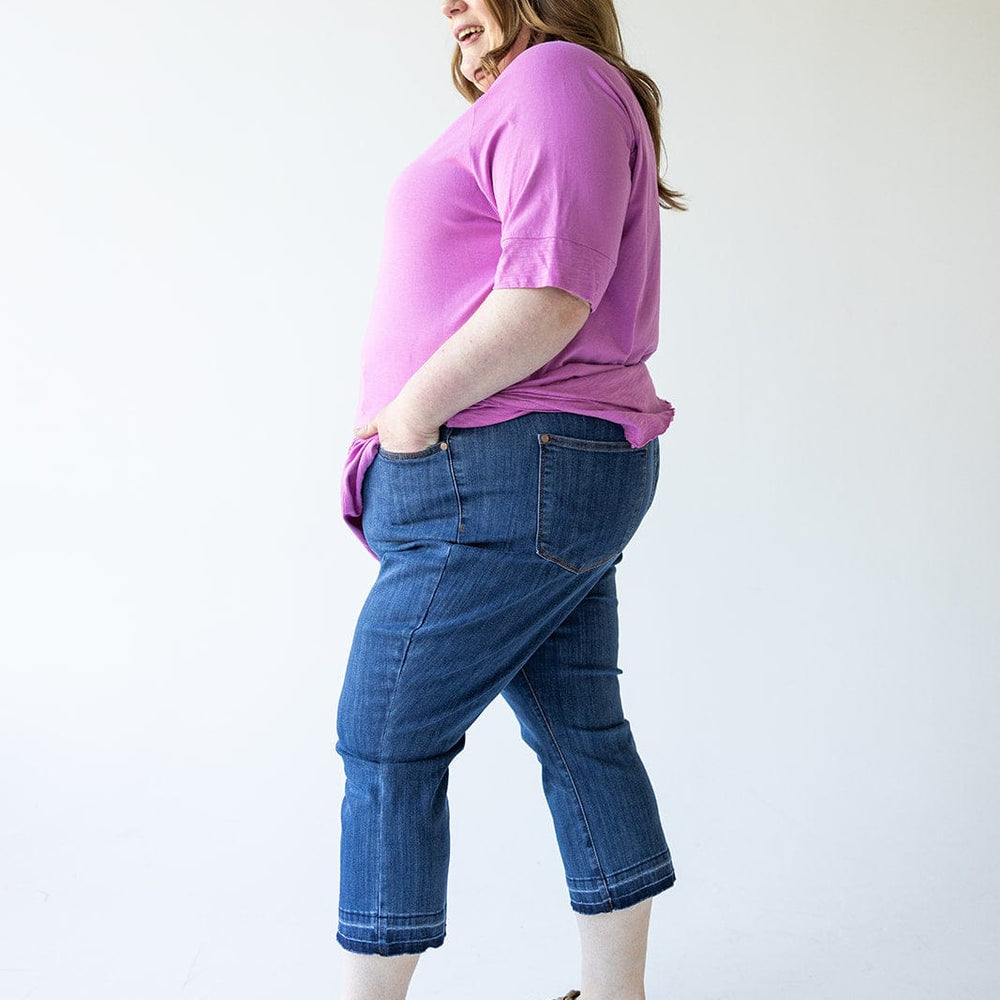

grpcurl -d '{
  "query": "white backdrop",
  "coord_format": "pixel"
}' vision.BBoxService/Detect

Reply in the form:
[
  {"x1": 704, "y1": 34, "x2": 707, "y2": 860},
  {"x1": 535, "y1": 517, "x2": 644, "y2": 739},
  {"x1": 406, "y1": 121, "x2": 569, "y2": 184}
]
[{"x1": 2, "y1": 2, "x2": 998, "y2": 998}]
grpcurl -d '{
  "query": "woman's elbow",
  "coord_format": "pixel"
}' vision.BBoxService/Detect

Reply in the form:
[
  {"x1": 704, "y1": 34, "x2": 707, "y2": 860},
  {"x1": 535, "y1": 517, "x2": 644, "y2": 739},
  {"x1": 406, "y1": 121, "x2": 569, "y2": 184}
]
[{"x1": 539, "y1": 286, "x2": 591, "y2": 330}]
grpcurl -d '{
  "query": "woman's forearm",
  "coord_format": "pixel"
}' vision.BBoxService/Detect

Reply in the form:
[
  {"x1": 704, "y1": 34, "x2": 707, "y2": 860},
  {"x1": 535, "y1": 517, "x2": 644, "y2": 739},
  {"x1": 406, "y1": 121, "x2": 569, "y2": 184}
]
[
  {"x1": 398, "y1": 286, "x2": 589, "y2": 426},
  {"x1": 357, "y1": 286, "x2": 590, "y2": 451}
]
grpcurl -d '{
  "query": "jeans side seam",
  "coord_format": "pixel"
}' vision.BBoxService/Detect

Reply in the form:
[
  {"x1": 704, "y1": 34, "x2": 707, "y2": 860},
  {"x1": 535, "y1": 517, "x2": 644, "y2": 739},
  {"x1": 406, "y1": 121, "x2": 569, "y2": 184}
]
[
  {"x1": 520, "y1": 666, "x2": 611, "y2": 904},
  {"x1": 444, "y1": 427, "x2": 464, "y2": 540},
  {"x1": 373, "y1": 543, "x2": 456, "y2": 928}
]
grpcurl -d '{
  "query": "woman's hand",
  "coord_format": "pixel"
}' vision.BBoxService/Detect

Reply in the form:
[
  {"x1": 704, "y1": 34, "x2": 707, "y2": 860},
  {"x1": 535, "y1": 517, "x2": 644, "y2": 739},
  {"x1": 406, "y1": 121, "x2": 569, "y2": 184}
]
[{"x1": 354, "y1": 397, "x2": 441, "y2": 454}]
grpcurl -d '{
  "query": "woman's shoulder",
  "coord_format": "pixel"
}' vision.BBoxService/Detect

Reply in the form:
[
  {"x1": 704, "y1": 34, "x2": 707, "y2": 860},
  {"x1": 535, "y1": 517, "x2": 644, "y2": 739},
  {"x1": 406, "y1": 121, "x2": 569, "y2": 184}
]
[
  {"x1": 502, "y1": 39, "x2": 617, "y2": 84},
  {"x1": 476, "y1": 40, "x2": 637, "y2": 144},
  {"x1": 487, "y1": 40, "x2": 632, "y2": 112}
]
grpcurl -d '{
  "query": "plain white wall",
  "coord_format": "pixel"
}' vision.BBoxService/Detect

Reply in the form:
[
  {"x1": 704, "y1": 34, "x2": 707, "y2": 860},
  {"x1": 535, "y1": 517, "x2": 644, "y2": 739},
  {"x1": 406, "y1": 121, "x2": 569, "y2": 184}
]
[{"x1": 1, "y1": 2, "x2": 997, "y2": 998}]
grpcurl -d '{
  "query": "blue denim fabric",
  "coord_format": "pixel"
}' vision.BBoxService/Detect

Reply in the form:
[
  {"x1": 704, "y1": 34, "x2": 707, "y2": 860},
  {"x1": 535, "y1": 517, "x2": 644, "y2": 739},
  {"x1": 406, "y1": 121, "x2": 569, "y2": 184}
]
[{"x1": 335, "y1": 412, "x2": 675, "y2": 955}]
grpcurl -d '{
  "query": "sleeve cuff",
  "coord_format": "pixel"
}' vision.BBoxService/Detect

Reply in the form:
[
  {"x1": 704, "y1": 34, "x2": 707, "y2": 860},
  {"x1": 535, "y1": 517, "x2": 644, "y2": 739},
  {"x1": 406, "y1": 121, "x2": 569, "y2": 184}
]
[{"x1": 494, "y1": 236, "x2": 617, "y2": 312}]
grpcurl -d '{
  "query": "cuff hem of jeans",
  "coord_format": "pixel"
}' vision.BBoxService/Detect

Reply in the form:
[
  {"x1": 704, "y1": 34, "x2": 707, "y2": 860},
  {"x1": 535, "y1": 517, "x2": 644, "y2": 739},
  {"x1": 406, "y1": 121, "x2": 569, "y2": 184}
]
[
  {"x1": 568, "y1": 870, "x2": 676, "y2": 915},
  {"x1": 336, "y1": 929, "x2": 446, "y2": 956}
]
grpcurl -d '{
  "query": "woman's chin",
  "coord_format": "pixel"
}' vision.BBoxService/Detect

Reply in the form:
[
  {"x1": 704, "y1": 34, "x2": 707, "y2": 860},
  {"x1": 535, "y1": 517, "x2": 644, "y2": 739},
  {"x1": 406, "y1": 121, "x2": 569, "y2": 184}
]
[
  {"x1": 470, "y1": 67, "x2": 492, "y2": 91},
  {"x1": 459, "y1": 59, "x2": 485, "y2": 88}
]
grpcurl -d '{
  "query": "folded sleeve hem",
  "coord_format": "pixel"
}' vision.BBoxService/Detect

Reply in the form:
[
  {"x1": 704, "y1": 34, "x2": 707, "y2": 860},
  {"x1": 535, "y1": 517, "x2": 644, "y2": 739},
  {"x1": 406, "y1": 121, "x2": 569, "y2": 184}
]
[{"x1": 494, "y1": 236, "x2": 617, "y2": 311}]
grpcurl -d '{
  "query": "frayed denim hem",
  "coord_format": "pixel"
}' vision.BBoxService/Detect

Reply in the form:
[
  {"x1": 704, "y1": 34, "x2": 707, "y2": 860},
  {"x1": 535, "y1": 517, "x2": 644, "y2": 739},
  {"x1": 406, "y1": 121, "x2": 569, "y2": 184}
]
[
  {"x1": 569, "y1": 872, "x2": 676, "y2": 915},
  {"x1": 336, "y1": 909, "x2": 447, "y2": 956},
  {"x1": 336, "y1": 930, "x2": 446, "y2": 956},
  {"x1": 567, "y1": 851, "x2": 676, "y2": 914}
]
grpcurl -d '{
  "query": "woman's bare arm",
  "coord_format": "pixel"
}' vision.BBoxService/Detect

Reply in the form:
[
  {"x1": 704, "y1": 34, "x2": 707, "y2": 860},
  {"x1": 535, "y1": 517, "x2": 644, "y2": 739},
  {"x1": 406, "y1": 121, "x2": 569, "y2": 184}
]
[{"x1": 355, "y1": 286, "x2": 590, "y2": 453}]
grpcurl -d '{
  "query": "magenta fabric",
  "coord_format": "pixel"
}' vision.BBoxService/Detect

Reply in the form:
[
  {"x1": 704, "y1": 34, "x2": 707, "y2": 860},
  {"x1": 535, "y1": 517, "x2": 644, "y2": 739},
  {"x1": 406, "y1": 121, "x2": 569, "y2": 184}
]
[{"x1": 341, "y1": 41, "x2": 675, "y2": 555}]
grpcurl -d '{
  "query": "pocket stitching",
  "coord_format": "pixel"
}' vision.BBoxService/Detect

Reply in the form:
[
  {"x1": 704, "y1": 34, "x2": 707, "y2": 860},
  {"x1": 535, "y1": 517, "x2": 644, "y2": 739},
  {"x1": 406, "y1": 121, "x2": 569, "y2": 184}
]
[
  {"x1": 538, "y1": 434, "x2": 638, "y2": 454},
  {"x1": 377, "y1": 441, "x2": 445, "y2": 461},
  {"x1": 535, "y1": 435, "x2": 649, "y2": 573}
]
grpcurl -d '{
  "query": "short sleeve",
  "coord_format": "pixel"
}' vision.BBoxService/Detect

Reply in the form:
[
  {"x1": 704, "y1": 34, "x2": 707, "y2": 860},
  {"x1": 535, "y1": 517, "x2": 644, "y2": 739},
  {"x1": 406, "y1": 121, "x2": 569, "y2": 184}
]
[{"x1": 473, "y1": 43, "x2": 636, "y2": 312}]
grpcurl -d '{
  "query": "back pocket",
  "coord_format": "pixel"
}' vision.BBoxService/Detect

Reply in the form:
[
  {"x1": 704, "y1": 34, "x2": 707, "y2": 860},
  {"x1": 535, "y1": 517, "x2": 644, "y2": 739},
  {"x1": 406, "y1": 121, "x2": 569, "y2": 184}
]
[{"x1": 536, "y1": 433, "x2": 654, "y2": 573}]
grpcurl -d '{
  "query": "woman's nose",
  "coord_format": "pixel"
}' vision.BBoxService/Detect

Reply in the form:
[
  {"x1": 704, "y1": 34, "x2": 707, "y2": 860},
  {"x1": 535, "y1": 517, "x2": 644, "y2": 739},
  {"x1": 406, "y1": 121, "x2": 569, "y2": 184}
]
[{"x1": 441, "y1": 0, "x2": 466, "y2": 17}]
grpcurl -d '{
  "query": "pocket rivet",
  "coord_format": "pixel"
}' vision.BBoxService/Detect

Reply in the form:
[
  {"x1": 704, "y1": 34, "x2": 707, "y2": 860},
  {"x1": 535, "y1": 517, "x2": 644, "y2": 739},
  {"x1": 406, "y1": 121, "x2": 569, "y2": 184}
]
[
  {"x1": 540, "y1": 434, "x2": 551, "y2": 443},
  {"x1": 439, "y1": 442, "x2": 448, "y2": 450}
]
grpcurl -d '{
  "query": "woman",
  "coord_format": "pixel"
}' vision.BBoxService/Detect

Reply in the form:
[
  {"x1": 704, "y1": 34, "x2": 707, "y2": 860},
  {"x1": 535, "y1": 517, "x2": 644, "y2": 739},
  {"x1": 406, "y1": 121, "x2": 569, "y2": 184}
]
[{"x1": 336, "y1": 1, "x2": 687, "y2": 997}]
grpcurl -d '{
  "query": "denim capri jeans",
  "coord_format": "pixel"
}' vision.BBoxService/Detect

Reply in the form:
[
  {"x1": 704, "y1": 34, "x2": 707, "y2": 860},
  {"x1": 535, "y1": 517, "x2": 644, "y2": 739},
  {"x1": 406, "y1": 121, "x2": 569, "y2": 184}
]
[{"x1": 334, "y1": 411, "x2": 676, "y2": 955}]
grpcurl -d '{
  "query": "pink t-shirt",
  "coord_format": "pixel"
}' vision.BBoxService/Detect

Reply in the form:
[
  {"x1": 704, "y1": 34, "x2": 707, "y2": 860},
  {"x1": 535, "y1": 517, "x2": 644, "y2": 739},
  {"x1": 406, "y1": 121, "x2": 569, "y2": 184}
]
[{"x1": 342, "y1": 40, "x2": 675, "y2": 554}]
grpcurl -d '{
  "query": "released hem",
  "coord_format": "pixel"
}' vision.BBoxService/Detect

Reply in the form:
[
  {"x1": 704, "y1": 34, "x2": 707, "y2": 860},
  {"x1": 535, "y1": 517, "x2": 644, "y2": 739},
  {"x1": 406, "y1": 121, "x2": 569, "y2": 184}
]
[
  {"x1": 336, "y1": 908, "x2": 447, "y2": 956},
  {"x1": 569, "y1": 871, "x2": 676, "y2": 915},
  {"x1": 335, "y1": 930, "x2": 446, "y2": 956},
  {"x1": 566, "y1": 850, "x2": 676, "y2": 914}
]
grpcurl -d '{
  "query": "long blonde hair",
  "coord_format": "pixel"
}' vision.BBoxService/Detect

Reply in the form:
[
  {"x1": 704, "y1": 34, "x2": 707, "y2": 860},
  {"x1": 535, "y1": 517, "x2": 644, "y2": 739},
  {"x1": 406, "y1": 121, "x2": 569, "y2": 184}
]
[{"x1": 451, "y1": 0, "x2": 687, "y2": 211}]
